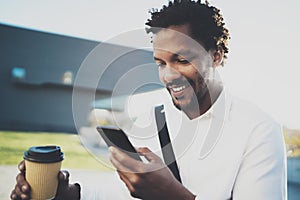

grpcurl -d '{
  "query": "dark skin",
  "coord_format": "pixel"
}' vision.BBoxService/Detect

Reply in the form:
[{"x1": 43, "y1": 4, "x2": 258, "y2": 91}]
[
  {"x1": 10, "y1": 148, "x2": 195, "y2": 200},
  {"x1": 109, "y1": 25, "x2": 223, "y2": 199},
  {"x1": 10, "y1": 160, "x2": 80, "y2": 200},
  {"x1": 11, "y1": 25, "x2": 223, "y2": 200},
  {"x1": 109, "y1": 147, "x2": 195, "y2": 200}
]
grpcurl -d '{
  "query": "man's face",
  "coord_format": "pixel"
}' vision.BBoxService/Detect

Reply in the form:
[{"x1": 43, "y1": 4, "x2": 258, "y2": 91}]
[{"x1": 153, "y1": 25, "x2": 214, "y2": 112}]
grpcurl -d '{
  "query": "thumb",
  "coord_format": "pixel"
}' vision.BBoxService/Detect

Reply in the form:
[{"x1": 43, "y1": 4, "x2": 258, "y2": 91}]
[
  {"x1": 56, "y1": 170, "x2": 70, "y2": 193},
  {"x1": 54, "y1": 170, "x2": 81, "y2": 200}
]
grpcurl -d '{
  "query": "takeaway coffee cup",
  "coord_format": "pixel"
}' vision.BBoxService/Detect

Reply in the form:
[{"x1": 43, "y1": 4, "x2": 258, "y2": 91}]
[{"x1": 24, "y1": 145, "x2": 64, "y2": 200}]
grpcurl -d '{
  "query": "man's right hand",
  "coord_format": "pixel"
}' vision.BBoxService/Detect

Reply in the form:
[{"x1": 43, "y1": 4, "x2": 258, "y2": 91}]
[
  {"x1": 10, "y1": 161, "x2": 30, "y2": 200},
  {"x1": 10, "y1": 160, "x2": 81, "y2": 200}
]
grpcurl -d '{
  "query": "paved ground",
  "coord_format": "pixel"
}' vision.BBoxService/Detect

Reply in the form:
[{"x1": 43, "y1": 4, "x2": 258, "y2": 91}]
[
  {"x1": 0, "y1": 165, "x2": 18, "y2": 199},
  {"x1": 2, "y1": 165, "x2": 300, "y2": 199}
]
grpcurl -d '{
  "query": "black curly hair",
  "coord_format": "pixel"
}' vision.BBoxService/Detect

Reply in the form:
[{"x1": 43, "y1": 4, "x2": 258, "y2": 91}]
[{"x1": 145, "y1": 0, "x2": 230, "y2": 65}]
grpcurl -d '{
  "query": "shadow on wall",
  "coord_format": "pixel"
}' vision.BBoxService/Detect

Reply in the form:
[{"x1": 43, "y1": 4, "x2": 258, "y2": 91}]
[{"x1": 0, "y1": 23, "x2": 161, "y2": 133}]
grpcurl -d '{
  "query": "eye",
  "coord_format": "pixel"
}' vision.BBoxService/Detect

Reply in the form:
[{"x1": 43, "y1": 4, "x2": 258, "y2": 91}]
[
  {"x1": 177, "y1": 58, "x2": 189, "y2": 64},
  {"x1": 156, "y1": 62, "x2": 166, "y2": 68}
]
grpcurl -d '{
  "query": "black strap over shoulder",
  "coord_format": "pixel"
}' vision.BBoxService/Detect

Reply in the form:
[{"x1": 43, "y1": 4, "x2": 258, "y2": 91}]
[{"x1": 155, "y1": 105, "x2": 182, "y2": 183}]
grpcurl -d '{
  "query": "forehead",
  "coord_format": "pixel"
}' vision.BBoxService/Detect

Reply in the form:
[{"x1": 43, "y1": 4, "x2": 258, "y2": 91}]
[{"x1": 152, "y1": 25, "x2": 207, "y2": 56}]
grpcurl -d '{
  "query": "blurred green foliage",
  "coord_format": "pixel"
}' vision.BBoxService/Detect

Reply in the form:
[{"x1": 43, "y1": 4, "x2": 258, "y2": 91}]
[{"x1": 0, "y1": 131, "x2": 112, "y2": 170}]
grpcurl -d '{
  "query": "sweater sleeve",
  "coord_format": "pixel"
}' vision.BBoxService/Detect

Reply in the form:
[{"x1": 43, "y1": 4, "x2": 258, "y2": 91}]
[{"x1": 232, "y1": 120, "x2": 287, "y2": 200}]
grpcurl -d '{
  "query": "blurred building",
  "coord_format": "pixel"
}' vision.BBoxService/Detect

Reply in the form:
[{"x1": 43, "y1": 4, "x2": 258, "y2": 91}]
[{"x1": 0, "y1": 23, "x2": 161, "y2": 133}]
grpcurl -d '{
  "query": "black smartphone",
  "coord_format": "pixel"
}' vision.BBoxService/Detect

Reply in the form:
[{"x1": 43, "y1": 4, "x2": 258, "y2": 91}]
[{"x1": 96, "y1": 125, "x2": 142, "y2": 161}]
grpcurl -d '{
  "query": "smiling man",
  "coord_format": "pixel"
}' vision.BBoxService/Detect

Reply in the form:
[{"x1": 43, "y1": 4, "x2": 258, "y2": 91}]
[
  {"x1": 11, "y1": 1, "x2": 287, "y2": 200},
  {"x1": 152, "y1": 24, "x2": 223, "y2": 119},
  {"x1": 110, "y1": 1, "x2": 287, "y2": 199}
]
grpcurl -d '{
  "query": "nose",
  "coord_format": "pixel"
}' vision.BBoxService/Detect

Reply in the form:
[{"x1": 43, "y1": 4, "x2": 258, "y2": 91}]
[{"x1": 160, "y1": 65, "x2": 181, "y2": 83}]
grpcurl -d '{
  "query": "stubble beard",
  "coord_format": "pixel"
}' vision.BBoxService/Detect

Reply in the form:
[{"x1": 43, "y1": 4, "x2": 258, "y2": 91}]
[{"x1": 168, "y1": 76, "x2": 208, "y2": 116}]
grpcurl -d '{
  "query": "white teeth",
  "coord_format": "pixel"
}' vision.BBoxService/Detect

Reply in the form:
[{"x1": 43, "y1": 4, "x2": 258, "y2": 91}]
[{"x1": 172, "y1": 85, "x2": 186, "y2": 92}]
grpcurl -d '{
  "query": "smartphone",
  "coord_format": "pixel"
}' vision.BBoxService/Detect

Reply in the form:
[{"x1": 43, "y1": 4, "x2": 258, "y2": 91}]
[{"x1": 96, "y1": 125, "x2": 142, "y2": 161}]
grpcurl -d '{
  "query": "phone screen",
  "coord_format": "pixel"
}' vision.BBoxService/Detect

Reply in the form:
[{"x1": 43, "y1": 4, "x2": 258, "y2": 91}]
[{"x1": 96, "y1": 125, "x2": 142, "y2": 161}]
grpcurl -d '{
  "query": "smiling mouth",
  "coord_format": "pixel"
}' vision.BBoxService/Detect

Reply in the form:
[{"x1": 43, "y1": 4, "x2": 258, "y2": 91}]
[
  {"x1": 168, "y1": 83, "x2": 191, "y2": 98},
  {"x1": 166, "y1": 79, "x2": 193, "y2": 98},
  {"x1": 171, "y1": 85, "x2": 186, "y2": 92}
]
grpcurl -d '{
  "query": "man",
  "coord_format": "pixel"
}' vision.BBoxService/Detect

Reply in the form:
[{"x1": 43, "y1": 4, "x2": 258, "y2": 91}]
[{"x1": 11, "y1": 0, "x2": 287, "y2": 199}]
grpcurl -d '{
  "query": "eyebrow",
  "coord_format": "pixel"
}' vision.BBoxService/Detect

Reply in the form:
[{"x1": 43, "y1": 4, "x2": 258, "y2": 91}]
[
  {"x1": 153, "y1": 49, "x2": 193, "y2": 60},
  {"x1": 175, "y1": 49, "x2": 194, "y2": 57},
  {"x1": 153, "y1": 57, "x2": 163, "y2": 61}
]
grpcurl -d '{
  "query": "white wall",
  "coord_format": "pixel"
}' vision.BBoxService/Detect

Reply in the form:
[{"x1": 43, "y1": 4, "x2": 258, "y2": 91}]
[{"x1": 1, "y1": 0, "x2": 299, "y2": 128}]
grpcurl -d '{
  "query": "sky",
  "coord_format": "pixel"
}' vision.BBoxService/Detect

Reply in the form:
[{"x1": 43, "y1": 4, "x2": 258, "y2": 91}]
[{"x1": 0, "y1": 0, "x2": 300, "y2": 129}]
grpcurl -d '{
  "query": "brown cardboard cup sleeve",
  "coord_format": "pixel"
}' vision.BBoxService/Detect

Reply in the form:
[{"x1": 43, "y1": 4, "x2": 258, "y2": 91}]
[{"x1": 24, "y1": 146, "x2": 64, "y2": 200}]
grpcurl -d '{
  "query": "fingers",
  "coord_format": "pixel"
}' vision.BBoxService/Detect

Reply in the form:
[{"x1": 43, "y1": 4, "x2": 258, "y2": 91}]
[
  {"x1": 57, "y1": 170, "x2": 70, "y2": 190},
  {"x1": 109, "y1": 147, "x2": 174, "y2": 199},
  {"x1": 109, "y1": 147, "x2": 138, "y2": 173},
  {"x1": 109, "y1": 147, "x2": 140, "y2": 181},
  {"x1": 11, "y1": 172, "x2": 31, "y2": 200},
  {"x1": 136, "y1": 147, "x2": 162, "y2": 163},
  {"x1": 58, "y1": 170, "x2": 70, "y2": 181},
  {"x1": 55, "y1": 170, "x2": 71, "y2": 199},
  {"x1": 117, "y1": 171, "x2": 135, "y2": 191},
  {"x1": 117, "y1": 171, "x2": 142, "y2": 199},
  {"x1": 10, "y1": 190, "x2": 18, "y2": 200},
  {"x1": 16, "y1": 172, "x2": 30, "y2": 193},
  {"x1": 109, "y1": 147, "x2": 164, "y2": 172},
  {"x1": 10, "y1": 161, "x2": 30, "y2": 200},
  {"x1": 18, "y1": 160, "x2": 25, "y2": 173},
  {"x1": 10, "y1": 188, "x2": 29, "y2": 200}
]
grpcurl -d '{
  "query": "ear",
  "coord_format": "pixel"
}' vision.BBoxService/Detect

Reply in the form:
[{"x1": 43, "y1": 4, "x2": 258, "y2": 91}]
[{"x1": 210, "y1": 49, "x2": 224, "y2": 68}]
